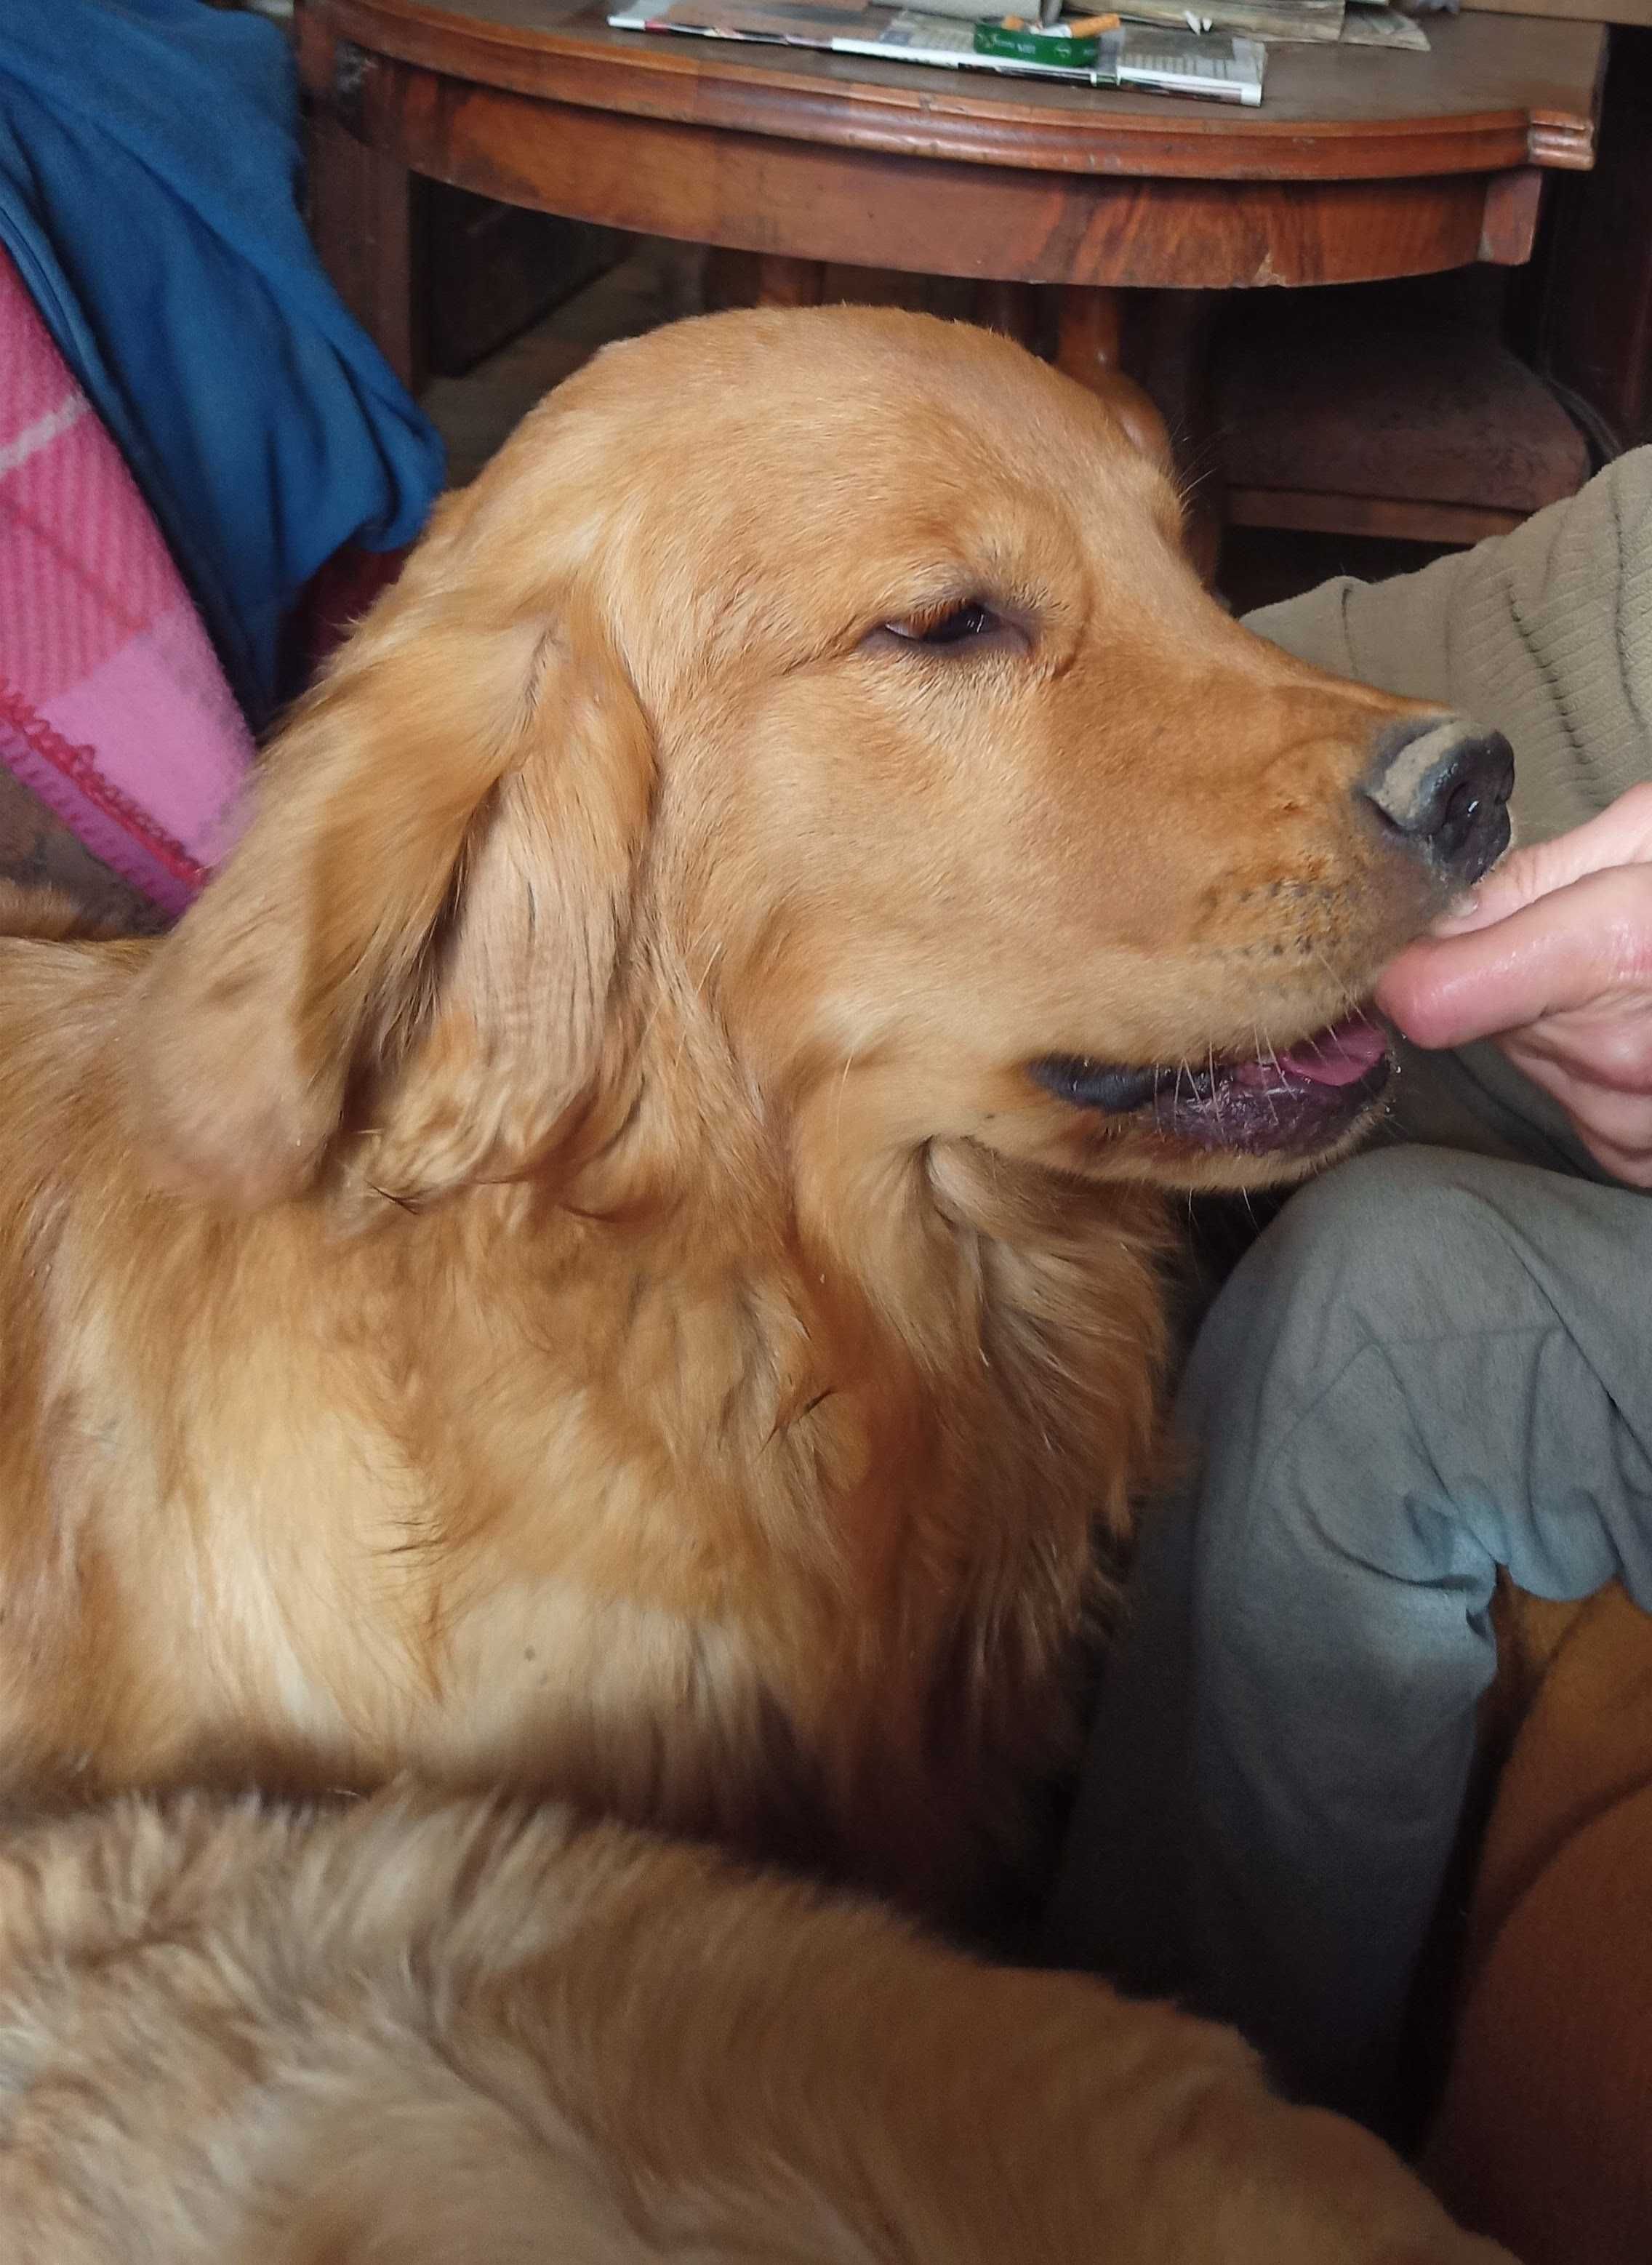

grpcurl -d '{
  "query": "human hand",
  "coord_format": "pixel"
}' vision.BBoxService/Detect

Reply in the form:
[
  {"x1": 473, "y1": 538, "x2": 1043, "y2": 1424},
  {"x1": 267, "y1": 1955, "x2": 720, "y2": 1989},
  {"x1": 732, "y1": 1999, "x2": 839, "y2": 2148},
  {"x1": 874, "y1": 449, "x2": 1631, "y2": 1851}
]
[{"x1": 1375, "y1": 782, "x2": 1652, "y2": 1186}]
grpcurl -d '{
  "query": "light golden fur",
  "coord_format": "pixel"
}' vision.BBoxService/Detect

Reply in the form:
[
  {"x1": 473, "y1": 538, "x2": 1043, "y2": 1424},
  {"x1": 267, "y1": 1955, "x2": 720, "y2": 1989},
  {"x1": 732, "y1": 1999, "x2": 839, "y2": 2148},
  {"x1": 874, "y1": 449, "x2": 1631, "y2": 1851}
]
[
  {"x1": 0, "y1": 308, "x2": 1453, "y2": 1908},
  {"x1": 0, "y1": 1786, "x2": 1512, "y2": 2264}
]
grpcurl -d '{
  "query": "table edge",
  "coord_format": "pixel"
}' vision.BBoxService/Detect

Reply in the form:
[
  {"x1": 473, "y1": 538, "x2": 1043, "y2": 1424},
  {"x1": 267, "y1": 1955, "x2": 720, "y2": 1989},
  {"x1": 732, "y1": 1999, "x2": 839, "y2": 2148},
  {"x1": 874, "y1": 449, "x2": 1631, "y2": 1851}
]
[{"x1": 302, "y1": 0, "x2": 1602, "y2": 180}]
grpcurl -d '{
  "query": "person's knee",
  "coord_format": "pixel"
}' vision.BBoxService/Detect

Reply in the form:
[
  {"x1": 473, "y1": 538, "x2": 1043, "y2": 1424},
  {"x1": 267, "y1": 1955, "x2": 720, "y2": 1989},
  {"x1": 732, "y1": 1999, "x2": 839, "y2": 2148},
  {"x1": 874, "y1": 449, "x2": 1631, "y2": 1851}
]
[
  {"x1": 1179, "y1": 1154, "x2": 1514, "y2": 1630},
  {"x1": 1236, "y1": 1146, "x2": 1542, "y2": 1347},
  {"x1": 1180, "y1": 1146, "x2": 1551, "y2": 1477},
  {"x1": 1270, "y1": 1142, "x2": 1497, "y2": 1254}
]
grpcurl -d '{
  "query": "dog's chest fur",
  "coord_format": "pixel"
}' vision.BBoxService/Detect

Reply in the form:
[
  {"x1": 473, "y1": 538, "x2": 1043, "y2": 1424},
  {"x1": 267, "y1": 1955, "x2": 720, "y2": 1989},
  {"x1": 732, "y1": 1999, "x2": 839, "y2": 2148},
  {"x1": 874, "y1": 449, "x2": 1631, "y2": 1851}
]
[{"x1": 0, "y1": 1087, "x2": 1166, "y2": 1909}]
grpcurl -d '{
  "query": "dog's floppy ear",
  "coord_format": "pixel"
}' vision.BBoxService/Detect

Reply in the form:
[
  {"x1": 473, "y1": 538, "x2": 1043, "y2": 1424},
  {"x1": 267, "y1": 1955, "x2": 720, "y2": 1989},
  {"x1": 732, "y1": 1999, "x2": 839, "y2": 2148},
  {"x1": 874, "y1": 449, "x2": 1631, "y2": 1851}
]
[{"x1": 125, "y1": 503, "x2": 654, "y2": 1211}]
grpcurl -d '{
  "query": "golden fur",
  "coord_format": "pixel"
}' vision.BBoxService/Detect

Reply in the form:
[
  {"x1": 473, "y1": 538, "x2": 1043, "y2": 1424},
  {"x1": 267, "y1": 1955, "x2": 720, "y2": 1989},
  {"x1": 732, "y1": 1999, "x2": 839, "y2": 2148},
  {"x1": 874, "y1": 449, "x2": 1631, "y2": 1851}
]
[
  {"x1": 0, "y1": 1786, "x2": 1512, "y2": 2264},
  {"x1": 1426, "y1": 1585, "x2": 1652, "y2": 2261},
  {"x1": 0, "y1": 308, "x2": 1456, "y2": 1907}
]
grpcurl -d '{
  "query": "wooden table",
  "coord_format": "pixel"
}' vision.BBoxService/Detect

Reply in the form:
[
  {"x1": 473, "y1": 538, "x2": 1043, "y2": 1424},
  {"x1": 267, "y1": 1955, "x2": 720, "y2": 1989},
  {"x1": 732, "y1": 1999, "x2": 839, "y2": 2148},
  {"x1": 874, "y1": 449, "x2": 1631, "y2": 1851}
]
[{"x1": 297, "y1": 0, "x2": 1604, "y2": 536}]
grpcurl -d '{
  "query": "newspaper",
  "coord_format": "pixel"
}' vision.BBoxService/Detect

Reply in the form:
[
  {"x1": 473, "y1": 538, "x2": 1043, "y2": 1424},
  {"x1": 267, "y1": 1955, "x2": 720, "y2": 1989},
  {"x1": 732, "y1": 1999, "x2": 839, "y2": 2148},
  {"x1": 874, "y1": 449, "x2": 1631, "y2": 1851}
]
[
  {"x1": 1340, "y1": 1, "x2": 1430, "y2": 48},
  {"x1": 1123, "y1": 0, "x2": 1428, "y2": 47},
  {"x1": 699, "y1": 0, "x2": 1064, "y2": 21},
  {"x1": 609, "y1": 4, "x2": 1268, "y2": 100},
  {"x1": 907, "y1": 0, "x2": 1062, "y2": 22},
  {"x1": 1118, "y1": 0, "x2": 1342, "y2": 41}
]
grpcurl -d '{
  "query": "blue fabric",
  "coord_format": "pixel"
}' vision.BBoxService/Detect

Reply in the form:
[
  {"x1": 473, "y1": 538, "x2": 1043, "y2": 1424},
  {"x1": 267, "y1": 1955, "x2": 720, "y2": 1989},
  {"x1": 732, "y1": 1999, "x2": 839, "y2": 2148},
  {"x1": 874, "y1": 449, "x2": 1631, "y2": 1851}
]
[{"x1": 0, "y1": 0, "x2": 445, "y2": 726}]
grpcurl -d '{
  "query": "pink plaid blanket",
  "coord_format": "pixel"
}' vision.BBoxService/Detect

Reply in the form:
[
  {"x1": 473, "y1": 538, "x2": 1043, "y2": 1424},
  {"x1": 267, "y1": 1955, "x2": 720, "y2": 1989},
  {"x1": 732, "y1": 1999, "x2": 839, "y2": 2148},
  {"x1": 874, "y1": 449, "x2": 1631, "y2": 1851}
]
[{"x1": 0, "y1": 248, "x2": 252, "y2": 915}]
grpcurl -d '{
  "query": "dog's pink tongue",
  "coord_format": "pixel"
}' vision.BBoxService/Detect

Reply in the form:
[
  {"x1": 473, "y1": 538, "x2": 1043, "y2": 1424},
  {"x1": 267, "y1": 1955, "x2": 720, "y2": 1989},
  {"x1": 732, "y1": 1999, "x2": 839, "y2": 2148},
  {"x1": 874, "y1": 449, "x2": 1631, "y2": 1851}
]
[{"x1": 1276, "y1": 1011, "x2": 1389, "y2": 1087}]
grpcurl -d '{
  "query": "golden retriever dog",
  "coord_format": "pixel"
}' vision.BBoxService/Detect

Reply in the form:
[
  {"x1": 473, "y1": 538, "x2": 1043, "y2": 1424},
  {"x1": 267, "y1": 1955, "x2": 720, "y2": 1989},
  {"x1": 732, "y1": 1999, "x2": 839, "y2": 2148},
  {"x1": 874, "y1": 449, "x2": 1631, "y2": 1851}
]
[
  {"x1": 0, "y1": 1785, "x2": 1515, "y2": 2264},
  {"x1": 0, "y1": 305, "x2": 1509, "y2": 1917}
]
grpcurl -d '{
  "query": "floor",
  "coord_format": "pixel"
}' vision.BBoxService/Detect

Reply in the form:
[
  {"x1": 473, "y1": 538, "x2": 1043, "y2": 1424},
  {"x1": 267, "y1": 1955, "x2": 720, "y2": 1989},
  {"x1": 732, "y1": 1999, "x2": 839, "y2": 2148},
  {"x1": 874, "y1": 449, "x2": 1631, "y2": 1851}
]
[
  {"x1": 419, "y1": 236, "x2": 1452, "y2": 616},
  {"x1": 421, "y1": 238, "x2": 704, "y2": 489}
]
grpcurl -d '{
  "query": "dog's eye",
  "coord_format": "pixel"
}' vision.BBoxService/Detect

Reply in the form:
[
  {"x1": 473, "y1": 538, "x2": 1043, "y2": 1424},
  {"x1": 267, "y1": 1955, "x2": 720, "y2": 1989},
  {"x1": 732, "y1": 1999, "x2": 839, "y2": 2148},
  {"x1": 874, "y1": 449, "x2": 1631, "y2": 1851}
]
[
  {"x1": 864, "y1": 596, "x2": 1029, "y2": 664},
  {"x1": 882, "y1": 601, "x2": 1003, "y2": 649},
  {"x1": 890, "y1": 601, "x2": 995, "y2": 646}
]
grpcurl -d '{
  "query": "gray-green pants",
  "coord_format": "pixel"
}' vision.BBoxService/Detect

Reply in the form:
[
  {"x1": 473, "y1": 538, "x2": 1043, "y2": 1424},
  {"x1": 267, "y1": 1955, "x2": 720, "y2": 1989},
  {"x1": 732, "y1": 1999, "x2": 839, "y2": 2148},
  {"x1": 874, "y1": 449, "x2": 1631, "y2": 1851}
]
[{"x1": 1046, "y1": 1041, "x2": 1652, "y2": 2132}]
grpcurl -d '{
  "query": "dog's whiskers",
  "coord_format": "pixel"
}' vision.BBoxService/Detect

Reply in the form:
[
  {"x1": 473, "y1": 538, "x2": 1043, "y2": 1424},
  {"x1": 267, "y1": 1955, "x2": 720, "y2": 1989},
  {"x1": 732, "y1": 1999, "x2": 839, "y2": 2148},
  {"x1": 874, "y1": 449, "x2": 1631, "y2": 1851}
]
[
  {"x1": 671, "y1": 938, "x2": 727, "y2": 1081},
  {"x1": 833, "y1": 1045, "x2": 860, "y2": 1169},
  {"x1": 1306, "y1": 939, "x2": 1359, "y2": 1022}
]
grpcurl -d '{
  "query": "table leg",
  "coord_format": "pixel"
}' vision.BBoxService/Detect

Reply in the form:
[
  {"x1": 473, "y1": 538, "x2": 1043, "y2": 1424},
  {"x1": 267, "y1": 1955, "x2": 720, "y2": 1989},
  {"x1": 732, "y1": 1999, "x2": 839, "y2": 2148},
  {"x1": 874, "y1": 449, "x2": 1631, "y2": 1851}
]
[
  {"x1": 755, "y1": 256, "x2": 826, "y2": 308},
  {"x1": 308, "y1": 109, "x2": 424, "y2": 395},
  {"x1": 703, "y1": 248, "x2": 758, "y2": 312},
  {"x1": 973, "y1": 280, "x2": 1040, "y2": 349},
  {"x1": 1054, "y1": 287, "x2": 1232, "y2": 582},
  {"x1": 1054, "y1": 288, "x2": 1173, "y2": 475},
  {"x1": 1138, "y1": 289, "x2": 1225, "y2": 586}
]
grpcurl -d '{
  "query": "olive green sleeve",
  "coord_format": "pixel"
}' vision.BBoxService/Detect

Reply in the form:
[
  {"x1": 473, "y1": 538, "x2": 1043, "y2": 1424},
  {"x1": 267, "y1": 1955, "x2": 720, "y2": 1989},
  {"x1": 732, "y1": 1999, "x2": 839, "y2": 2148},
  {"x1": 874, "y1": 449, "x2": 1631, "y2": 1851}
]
[{"x1": 1244, "y1": 446, "x2": 1652, "y2": 849}]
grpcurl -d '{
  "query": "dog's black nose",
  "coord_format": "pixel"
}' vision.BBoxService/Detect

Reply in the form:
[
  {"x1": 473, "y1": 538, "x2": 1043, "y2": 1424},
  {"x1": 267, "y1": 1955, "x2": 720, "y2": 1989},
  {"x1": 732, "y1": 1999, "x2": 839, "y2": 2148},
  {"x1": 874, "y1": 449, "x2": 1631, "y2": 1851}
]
[{"x1": 1359, "y1": 717, "x2": 1515, "y2": 886}]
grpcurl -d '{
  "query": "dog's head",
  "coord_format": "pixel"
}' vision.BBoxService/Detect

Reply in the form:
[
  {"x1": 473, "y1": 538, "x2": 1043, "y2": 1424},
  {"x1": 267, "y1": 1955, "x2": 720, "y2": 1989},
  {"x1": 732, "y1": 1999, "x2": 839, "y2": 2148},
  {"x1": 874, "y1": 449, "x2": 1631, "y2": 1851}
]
[{"x1": 127, "y1": 308, "x2": 1510, "y2": 1211}]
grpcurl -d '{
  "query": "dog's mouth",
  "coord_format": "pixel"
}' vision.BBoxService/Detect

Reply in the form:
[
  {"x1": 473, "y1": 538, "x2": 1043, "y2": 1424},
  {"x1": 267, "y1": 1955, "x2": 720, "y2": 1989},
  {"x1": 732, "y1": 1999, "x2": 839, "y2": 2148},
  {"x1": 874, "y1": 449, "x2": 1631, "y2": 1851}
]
[{"x1": 1030, "y1": 1009, "x2": 1392, "y2": 1155}]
